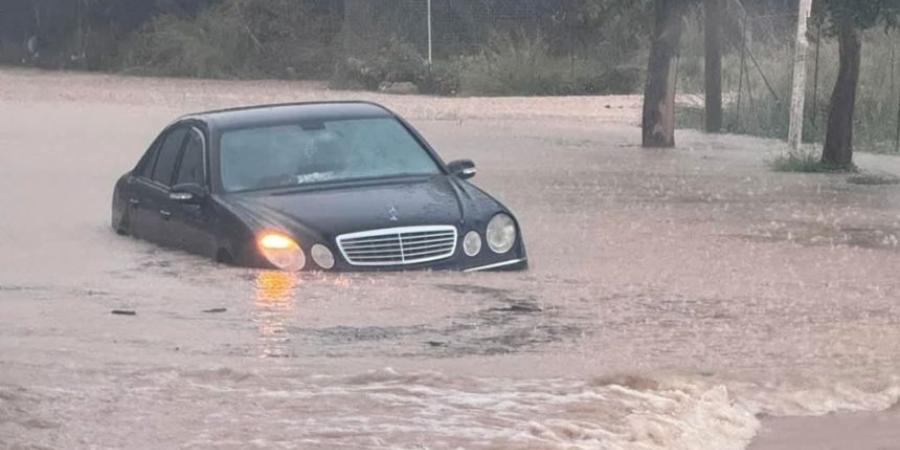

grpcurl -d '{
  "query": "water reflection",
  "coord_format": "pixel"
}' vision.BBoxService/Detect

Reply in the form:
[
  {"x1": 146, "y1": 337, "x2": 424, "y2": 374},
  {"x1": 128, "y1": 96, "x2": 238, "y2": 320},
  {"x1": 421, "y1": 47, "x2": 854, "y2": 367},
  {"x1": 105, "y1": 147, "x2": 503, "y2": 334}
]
[{"x1": 254, "y1": 270, "x2": 298, "y2": 358}]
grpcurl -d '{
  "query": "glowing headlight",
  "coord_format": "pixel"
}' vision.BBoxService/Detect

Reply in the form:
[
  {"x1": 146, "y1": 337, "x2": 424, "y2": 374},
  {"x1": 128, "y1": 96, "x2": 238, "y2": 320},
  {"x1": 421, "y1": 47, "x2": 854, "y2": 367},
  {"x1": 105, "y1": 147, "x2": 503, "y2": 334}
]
[
  {"x1": 486, "y1": 213, "x2": 517, "y2": 254},
  {"x1": 311, "y1": 244, "x2": 335, "y2": 270},
  {"x1": 463, "y1": 231, "x2": 482, "y2": 257},
  {"x1": 258, "y1": 232, "x2": 305, "y2": 271}
]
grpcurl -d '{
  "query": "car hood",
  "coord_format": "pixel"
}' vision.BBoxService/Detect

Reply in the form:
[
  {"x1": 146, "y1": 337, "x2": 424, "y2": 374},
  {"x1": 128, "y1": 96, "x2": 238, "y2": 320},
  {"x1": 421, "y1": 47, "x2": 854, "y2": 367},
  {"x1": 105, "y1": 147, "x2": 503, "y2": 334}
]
[{"x1": 224, "y1": 176, "x2": 487, "y2": 239}]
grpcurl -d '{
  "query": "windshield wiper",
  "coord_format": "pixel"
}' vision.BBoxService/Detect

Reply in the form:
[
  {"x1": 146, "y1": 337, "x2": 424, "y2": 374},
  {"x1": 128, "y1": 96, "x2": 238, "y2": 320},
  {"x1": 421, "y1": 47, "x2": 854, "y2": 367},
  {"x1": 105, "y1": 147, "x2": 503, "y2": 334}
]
[{"x1": 269, "y1": 173, "x2": 435, "y2": 196}]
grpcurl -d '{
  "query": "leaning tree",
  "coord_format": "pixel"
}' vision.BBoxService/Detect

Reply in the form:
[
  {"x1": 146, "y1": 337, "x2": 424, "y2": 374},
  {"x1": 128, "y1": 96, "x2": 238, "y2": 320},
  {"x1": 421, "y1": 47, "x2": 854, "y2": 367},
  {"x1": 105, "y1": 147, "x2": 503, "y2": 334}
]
[
  {"x1": 817, "y1": 0, "x2": 900, "y2": 168},
  {"x1": 642, "y1": 0, "x2": 692, "y2": 147}
]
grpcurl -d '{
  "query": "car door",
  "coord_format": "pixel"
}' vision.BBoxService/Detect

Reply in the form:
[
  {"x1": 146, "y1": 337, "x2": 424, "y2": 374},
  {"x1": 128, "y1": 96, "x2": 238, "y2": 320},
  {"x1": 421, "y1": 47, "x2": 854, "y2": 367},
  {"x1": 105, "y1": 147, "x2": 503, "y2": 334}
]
[
  {"x1": 167, "y1": 126, "x2": 217, "y2": 257},
  {"x1": 130, "y1": 126, "x2": 189, "y2": 247}
]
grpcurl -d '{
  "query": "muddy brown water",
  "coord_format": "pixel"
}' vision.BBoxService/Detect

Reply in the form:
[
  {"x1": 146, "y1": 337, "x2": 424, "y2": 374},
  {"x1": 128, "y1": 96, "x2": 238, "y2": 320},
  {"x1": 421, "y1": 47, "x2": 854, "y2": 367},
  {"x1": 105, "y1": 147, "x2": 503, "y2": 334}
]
[{"x1": 2, "y1": 69, "x2": 900, "y2": 449}]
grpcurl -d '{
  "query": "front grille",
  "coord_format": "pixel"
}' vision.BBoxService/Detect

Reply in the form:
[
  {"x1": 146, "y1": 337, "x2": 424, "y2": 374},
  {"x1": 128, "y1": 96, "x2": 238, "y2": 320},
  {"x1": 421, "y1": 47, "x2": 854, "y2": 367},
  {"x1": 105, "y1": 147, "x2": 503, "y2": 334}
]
[{"x1": 336, "y1": 225, "x2": 458, "y2": 266}]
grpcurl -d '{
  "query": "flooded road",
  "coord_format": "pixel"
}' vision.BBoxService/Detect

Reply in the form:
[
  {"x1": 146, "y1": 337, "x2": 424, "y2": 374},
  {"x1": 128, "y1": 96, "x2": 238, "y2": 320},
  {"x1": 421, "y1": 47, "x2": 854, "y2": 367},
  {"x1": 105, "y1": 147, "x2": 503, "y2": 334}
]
[{"x1": 2, "y1": 69, "x2": 900, "y2": 449}]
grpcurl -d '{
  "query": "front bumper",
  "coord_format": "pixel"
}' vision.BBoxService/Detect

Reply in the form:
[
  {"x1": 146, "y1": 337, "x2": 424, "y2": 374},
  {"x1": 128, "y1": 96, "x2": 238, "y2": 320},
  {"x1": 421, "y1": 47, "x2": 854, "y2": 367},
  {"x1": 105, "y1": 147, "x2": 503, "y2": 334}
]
[{"x1": 463, "y1": 258, "x2": 528, "y2": 272}]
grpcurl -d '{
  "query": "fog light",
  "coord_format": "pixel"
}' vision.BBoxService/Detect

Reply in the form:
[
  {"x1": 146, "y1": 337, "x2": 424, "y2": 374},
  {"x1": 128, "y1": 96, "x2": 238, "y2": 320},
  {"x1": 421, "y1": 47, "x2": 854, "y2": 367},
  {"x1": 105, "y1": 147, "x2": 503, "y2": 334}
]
[
  {"x1": 486, "y1": 213, "x2": 516, "y2": 254},
  {"x1": 463, "y1": 231, "x2": 482, "y2": 257},
  {"x1": 311, "y1": 244, "x2": 335, "y2": 269}
]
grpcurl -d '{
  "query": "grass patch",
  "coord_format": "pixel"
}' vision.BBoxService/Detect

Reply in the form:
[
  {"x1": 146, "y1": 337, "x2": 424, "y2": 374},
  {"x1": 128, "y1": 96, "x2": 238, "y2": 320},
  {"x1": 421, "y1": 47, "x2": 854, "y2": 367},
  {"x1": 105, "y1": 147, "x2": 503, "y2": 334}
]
[{"x1": 770, "y1": 152, "x2": 857, "y2": 173}]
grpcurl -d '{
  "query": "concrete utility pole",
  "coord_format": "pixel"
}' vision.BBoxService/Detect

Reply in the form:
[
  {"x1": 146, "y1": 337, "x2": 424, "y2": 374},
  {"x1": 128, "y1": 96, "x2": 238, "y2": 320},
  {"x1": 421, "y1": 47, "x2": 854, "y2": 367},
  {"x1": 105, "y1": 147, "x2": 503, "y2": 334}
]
[
  {"x1": 787, "y1": 0, "x2": 814, "y2": 153},
  {"x1": 704, "y1": 0, "x2": 723, "y2": 132},
  {"x1": 427, "y1": 0, "x2": 433, "y2": 65}
]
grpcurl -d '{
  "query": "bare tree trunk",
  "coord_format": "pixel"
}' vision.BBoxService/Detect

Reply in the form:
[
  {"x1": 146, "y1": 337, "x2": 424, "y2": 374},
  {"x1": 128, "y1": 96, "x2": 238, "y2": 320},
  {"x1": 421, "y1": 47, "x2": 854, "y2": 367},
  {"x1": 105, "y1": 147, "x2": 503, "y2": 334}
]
[
  {"x1": 643, "y1": 0, "x2": 685, "y2": 148},
  {"x1": 703, "y1": 0, "x2": 722, "y2": 133},
  {"x1": 822, "y1": 19, "x2": 861, "y2": 168}
]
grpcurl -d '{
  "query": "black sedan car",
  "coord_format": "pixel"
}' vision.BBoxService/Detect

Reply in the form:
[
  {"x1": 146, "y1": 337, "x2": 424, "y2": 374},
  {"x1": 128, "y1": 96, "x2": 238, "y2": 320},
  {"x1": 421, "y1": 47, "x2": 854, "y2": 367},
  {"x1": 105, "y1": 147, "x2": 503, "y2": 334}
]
[{"x1": 112, "y1": 101, "x2": 527, "y2": 272}]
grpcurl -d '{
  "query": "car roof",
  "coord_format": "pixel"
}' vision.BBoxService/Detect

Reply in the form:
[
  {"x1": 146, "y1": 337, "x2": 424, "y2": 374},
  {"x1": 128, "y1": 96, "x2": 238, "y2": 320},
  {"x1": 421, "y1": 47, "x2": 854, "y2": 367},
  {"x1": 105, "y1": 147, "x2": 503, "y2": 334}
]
[{"x1": 181, "y1": 101, "x2": 395, "y2": 130}]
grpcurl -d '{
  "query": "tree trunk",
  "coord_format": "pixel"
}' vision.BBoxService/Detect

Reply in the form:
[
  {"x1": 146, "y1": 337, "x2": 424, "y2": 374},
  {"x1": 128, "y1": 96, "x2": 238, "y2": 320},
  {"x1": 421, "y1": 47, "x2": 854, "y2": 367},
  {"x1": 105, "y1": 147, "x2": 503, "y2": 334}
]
[
  {"x1": 822, "y1": 19, "x2": 861, "y2": 168},
  {"x1": 643, "y1": 0, "x2": 685, "y2": 148},
  {"x1": 703, "y1": 0, "x2": 722, "y2": 133}
]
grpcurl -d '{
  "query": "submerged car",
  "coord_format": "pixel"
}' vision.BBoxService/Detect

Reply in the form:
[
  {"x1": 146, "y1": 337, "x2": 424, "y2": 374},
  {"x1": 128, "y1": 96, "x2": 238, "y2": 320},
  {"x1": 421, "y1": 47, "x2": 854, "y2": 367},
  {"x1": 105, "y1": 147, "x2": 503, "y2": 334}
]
[{"x1": 111, "y1": 101, "x2": 527, "y2": 272}]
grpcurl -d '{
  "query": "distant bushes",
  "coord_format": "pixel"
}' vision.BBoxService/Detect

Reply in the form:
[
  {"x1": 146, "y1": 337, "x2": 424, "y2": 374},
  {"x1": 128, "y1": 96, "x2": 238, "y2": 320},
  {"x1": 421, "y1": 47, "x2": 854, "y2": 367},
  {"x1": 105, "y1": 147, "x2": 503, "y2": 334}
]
[
  {"x1": 331, "y1": 31, "x2": 641, "y2": 96},
  {"x1": 8, "y1": 0, "x2": 644, "y2": 96},
  {"x1": 120, "y1": 0, "x2": 339, "y2": 79},
  {"x1": 454, "y1": 33, "x2": 641, "y2": 96},
  {"x1": 105, "y1": 0, "x2": 645, "y2": 96}
]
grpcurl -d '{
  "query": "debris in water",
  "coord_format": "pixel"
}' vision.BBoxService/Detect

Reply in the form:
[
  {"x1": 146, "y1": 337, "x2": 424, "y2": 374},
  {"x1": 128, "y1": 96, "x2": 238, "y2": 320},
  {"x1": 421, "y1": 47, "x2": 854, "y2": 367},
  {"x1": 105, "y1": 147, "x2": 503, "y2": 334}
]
[
  {"x1": 111, "y1": 309, "x2": 136, "y2": 316},
  {"x1": 203, "y1": 308, "x2": 227, "y2": 314},
  {"x1": 489, "y1": 302, "x2": 542, "y2": 314}
]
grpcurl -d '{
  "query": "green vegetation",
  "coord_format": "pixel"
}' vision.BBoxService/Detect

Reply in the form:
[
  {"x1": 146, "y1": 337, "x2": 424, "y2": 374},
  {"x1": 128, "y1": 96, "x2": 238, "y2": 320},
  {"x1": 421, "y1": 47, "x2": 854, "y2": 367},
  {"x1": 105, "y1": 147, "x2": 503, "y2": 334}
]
[
  {"x1": 1, "y1": 0, "x2": 650, "y2": 96},
  {"x1": 454, "y1": 32, "x2": 642, "y2": 96},
  {"x1": 119, "y1": 0, "x2": 340, "y2": 79},
  {"x1": 677, "y1": 25, "x2": 900, "y2": 157}
]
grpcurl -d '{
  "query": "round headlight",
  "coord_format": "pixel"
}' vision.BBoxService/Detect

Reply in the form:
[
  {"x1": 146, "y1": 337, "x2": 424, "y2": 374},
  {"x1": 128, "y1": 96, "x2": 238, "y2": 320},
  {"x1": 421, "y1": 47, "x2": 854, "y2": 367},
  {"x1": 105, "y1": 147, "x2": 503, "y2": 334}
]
[
  {"x1": 311, "y1": 244, "x2": 335, "y2": 270},
  {"x1": 486, "y1": 214, "x2": 517, "y2": 254},
  {"x1": 463, "y1": 231, "x2": 482, "y2": 257},
  {"x1": 258, "y1": 232, "x2": 305, "y2": 271}
]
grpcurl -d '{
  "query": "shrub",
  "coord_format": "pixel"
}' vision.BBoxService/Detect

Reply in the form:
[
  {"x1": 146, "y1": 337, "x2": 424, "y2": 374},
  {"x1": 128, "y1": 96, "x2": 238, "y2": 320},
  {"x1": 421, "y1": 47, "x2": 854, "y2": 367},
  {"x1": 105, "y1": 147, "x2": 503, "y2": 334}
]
[
  {"x1": 417, "y1": 61, "x2": 461, "y2": 96},
  {"x1": 118, "y1": 0, "x2": 338, "y2": 79},
  {"x1": 455, "y1": 31, "x2": 642, "y2": 96},
  {"x1": 119, "y1": 11, "x2": 251, "y2": 78},
  {"x1": 331, "y1": 37, "x2": 426, "y2": 90}
]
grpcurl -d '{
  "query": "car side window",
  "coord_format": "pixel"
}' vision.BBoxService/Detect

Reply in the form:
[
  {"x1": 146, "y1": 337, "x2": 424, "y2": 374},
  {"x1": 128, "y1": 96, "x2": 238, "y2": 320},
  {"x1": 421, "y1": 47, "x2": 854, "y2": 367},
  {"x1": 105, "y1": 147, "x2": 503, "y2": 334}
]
[
  {"x1": 175, "y1": 129, "x2": 205, "y2": 186},
  {"x1": 151, "y1": 127, "x2": 188, "y2": 186},
  {"x1": 135, "y1": 138, "x2": 162, "y2": 179}
]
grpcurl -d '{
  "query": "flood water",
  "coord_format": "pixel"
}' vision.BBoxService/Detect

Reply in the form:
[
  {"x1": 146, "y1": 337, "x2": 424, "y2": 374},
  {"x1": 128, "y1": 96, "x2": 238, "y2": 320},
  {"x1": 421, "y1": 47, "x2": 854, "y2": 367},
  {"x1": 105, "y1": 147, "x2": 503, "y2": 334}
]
[{"x1": 3, "y1": 70, "x2": 900, "y2": 449}]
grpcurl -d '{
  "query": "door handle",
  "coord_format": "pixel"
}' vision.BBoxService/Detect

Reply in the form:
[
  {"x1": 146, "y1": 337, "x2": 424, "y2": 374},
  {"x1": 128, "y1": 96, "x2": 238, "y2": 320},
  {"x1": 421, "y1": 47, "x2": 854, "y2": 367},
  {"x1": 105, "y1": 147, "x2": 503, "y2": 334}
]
[
  {"x1": 128, "y1": 198, "x2": 141, "y2": 206},
  {"x1": 160, "y1": 209, "x2": 172, "y2": 219}
]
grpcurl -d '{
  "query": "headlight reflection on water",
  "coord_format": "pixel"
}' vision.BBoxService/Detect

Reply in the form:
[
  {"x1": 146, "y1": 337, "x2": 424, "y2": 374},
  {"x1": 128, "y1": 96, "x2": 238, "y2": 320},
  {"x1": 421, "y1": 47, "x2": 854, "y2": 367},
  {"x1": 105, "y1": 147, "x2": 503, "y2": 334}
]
[
  {"x1": 251, "y1": 270, "x2": 355, "y2": 358},
  {"x1": 254, "y1": 270, "x2": 298, "y2": 358}
]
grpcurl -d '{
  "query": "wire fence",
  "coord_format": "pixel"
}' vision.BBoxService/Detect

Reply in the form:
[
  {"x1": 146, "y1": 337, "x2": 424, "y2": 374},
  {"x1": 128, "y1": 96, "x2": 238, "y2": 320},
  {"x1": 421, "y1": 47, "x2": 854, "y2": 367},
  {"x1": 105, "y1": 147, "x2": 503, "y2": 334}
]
[{"x1": 675, "y1": 5, "x2": 900, "y2": 153}]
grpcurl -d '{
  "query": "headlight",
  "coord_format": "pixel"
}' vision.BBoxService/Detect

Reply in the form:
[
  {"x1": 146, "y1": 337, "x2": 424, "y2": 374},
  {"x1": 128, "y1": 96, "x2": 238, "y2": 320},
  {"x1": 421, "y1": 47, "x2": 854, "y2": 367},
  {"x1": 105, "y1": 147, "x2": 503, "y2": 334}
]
[
  {"x1": 258, "y1": 232, "x2": 305, "y2": 271},
  {"x1": 486, "y1": 213, "x2": 517, "y2": 254},
  {"x1": 311, "y1": 244, "x2": 335, "y2": 270},
  {"x1": 463, "y1": 231, "x2": 482, "y2": 257}
]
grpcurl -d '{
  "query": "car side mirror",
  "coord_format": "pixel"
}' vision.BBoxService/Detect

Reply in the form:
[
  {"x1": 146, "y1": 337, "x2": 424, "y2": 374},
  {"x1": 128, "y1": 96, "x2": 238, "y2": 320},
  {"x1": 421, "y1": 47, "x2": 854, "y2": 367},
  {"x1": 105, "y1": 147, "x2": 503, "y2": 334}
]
[
  {"x1": 447, "y1": 159, "x2": 477, "y2": 180},
  {"x1": 169, "y1": 183, "x2": 207, "y2": 203}
]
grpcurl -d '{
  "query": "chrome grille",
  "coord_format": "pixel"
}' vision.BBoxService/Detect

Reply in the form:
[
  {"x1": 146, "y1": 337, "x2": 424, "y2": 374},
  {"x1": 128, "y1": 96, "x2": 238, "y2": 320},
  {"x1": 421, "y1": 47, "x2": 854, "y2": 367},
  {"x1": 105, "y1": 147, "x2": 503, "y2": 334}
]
[{"x1": 336, "y1": 225, "x2": 458, "y2": 266}]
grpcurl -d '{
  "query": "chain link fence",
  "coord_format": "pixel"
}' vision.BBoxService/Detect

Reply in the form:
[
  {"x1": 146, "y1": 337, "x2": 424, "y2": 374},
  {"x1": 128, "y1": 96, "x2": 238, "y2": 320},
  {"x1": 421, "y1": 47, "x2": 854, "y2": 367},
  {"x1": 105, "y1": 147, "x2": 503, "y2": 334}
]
[{"x1": 675, "y1": 2, "x2": 900, "y2": 153}]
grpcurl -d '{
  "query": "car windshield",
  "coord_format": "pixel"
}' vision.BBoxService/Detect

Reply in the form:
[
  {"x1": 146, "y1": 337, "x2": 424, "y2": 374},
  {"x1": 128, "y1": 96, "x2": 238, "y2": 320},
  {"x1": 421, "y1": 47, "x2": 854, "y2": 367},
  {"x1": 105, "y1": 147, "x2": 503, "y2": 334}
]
[{"x1": 219, "y1": 117, "x2": 442, "y2": 192}]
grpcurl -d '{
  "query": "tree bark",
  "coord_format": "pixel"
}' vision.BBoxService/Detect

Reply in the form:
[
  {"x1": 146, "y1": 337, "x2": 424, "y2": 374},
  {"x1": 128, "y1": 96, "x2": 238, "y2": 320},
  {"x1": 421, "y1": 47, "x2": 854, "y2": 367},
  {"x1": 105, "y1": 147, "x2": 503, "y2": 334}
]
[
  {"x1": 703, "y1": 0, "x2": 722, "y2": 133},
  {"x1": 643, "y1": 0, "x2": 685, "y2": 148},
  {"x1": 822, "y1": 19, "x2": 861, "y2": 168}
]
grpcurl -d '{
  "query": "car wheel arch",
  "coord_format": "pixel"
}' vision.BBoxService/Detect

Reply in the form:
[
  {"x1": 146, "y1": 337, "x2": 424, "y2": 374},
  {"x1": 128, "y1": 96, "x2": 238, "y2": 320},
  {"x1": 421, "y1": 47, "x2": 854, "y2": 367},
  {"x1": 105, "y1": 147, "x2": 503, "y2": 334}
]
[{"x1": 215, "y1": 248, "x2": 234, "y2": 265}]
